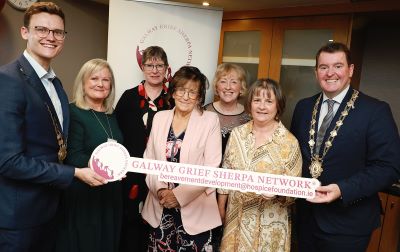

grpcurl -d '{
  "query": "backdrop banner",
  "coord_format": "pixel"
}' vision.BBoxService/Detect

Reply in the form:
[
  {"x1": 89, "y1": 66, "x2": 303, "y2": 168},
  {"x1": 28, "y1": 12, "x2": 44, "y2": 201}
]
[{"x1": 108, "y1": 0, "x2": 223, "y2": 104}]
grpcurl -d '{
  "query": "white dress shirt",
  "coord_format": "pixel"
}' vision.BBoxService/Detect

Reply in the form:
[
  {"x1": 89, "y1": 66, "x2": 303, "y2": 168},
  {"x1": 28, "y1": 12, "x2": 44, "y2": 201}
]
[
  {"x1": 23, "y1": 50, "x2": 64, "y2": 130},
  {"x1": 317, "y1": 85, "x2": 350, "y2": 131}
]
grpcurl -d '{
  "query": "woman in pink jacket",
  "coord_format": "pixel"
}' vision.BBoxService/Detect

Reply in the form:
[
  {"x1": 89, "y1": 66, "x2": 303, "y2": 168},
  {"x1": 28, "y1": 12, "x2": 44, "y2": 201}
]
[{"x1": 142, "y1": 66, "x2": 222, "y2": 251}]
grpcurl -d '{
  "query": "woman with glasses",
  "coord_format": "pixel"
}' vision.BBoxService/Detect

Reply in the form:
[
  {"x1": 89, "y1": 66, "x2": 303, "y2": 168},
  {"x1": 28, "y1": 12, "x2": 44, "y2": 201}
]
[
  {"x1": 142, "y1": 66, "x2": 222, "y2": 251},
  {"x1": 114, "y1": 46, "x2": 173, "y2": 251}
]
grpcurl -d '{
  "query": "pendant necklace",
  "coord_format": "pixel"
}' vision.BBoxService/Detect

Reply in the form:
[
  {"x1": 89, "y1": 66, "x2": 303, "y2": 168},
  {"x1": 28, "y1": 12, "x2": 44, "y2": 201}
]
[
  {"x1": 91, "y1": 109, "x2": 115, "y2": 142},
  {"x1": 308, "y1": 90, "x2": 359, "y2": 178}
]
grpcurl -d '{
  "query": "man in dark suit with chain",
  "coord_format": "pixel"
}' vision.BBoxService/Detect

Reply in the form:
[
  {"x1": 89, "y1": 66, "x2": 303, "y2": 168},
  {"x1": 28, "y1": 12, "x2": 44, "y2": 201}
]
[
  {"x1": 291, "y1": 42, "x2": 400, "y2": 252},
  {"x1": 0, "y1": 2, "x2": 106, "y2": 251}
]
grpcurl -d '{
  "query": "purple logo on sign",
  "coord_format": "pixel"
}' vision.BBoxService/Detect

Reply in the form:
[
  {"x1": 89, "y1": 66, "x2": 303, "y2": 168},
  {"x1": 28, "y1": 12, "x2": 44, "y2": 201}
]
[
  {"x1": 90, "y1": 142, "x2": 130, "y2": 182},
  {"x1": 91, "y1": 157, "x2": 114, "y2": 180}
]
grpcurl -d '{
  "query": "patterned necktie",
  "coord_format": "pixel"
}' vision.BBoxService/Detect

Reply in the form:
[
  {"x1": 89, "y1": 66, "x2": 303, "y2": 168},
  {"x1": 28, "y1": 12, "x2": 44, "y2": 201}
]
[{"x1": 316, "y1": 99, "x2": 335, "y2": 153}]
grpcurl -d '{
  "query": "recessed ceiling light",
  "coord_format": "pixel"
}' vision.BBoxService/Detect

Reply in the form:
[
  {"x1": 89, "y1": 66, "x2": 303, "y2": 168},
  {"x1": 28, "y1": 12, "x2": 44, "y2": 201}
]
[{"x1": 202, "y1": 2, "x2": 210, "y2": 7}]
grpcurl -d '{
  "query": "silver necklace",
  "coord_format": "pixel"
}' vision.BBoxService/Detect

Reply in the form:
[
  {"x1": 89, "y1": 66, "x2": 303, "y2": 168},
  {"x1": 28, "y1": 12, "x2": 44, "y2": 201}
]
[{"x1": 91, "y1": 109, "x2": 114, "y2": 141}]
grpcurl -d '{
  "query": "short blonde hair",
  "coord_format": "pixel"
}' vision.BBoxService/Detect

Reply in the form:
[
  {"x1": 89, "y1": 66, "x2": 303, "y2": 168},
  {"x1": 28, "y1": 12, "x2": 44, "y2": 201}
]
[
  {"x1": 72, "y1": 58, "x2": 116, "y2": 114},
  {"x1": 212, "y1": 63, "x2": 247, "y2": 96}
]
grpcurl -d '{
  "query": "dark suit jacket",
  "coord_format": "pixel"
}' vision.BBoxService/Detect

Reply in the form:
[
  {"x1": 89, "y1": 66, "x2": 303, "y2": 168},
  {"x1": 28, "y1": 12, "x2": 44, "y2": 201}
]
[
  {"x1": 0, "y1": 55, "x2": 74, "y2": 229},
  {"x1": 291, "y1": 88, "x2": 400, "y2": 235}
]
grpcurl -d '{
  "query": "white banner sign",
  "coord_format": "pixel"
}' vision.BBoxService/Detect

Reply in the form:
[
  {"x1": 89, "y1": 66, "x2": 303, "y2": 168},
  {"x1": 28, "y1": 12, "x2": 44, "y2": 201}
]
[
  {"x1": 108, "y1": 0, "x2": 223, "y2": 104},
  {"x1": 90, "y1": 142, "x2": 320, "y2": 199}
]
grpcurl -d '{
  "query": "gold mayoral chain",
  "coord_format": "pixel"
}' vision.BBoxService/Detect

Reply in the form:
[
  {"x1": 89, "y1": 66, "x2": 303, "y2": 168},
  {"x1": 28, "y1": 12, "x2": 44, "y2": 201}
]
[
  {"x1": 308, "y1": 90, "x2": 359, "y2": 178},
  {"x1": 46, "y1": 104, "x2": 67, "y2": 162}
]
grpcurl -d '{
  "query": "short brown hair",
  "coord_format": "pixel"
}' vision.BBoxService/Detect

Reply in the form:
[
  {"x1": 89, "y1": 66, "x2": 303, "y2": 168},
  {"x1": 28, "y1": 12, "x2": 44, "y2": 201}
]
[
  {"x1": 168, "y1": 66, "x2": 208, "y2": 113},
  {"x1": 315, "y1": 42, "x2": 351, "y2": 69},
  {"x1": 24, "y1": 2, "x2": 65, "y2": 28},
  {"x1": 245, "y1": 78, "x2": 286, "y2": 121},
  {"x1": 141, "y1": 46, "x2": 169, "y2": 66},
  {"x1": 212, "y1": 63, "x2": 247, "y2": 96}
]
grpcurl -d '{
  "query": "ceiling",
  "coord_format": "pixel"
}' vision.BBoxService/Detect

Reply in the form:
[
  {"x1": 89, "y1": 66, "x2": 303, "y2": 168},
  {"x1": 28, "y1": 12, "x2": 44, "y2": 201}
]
[
  {"x1": 168, "y1": 0, "x2": 349, "y2": 11},
  {"x1": 92, "y1": 0, "x2": 352, "y2": 12}
]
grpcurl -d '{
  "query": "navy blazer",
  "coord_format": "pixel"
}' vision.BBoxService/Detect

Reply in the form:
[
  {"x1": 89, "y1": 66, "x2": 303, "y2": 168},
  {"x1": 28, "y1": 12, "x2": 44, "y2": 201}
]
[
  {"x1": 291, "y1": 88, "x2": 400, "y2": 235},
  {"x1": 0, "y1": 55, "x2": 74, "y2": 229}
]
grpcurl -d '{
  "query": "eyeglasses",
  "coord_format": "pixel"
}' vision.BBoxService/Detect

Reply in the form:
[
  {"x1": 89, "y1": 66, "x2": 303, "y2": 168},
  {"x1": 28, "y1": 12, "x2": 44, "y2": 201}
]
[
  {"x1": 175, "y1": 87, "x2": 199, "y2": 99},
  {"x1": 32, "y1": 26, "x2": 67, "y2": 40},
  {"x1": 143, "y1": 64, "x2": 165, "y2": 72}
]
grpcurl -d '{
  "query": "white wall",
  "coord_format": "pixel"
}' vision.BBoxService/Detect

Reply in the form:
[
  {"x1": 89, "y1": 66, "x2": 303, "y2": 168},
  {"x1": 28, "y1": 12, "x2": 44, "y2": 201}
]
[{"x1": 108, "y1": 0, "x2": 222, "y2": 104}]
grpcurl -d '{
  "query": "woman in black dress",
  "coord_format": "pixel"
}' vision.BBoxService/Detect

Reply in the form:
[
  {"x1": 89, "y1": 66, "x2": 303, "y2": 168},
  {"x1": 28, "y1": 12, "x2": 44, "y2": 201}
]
[{"x1": 114, "y1": 46, "x2": 173, "y2": 252}]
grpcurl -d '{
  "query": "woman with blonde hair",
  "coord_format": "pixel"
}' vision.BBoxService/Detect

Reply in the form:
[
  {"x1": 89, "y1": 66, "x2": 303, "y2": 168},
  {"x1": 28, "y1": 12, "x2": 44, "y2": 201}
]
[
  {"x1": 205, "y1": 63, "x2": 251, "y2": 156},
  {"x1": 55, "y1": 59, "x2": 123, "y2": 252},
  {"x1": 205, "y1": 63, "x2": 251, "y2": 250}
]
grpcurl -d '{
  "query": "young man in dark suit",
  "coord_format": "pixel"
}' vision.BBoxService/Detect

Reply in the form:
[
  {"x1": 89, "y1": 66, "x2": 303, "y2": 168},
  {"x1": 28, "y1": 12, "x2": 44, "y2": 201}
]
[
  {"x1": 291, "y1": 42, "x2": 400, "y2": 252},
  {"x1": 0, "y1": 2, "x2": 106, "y2": 251}
]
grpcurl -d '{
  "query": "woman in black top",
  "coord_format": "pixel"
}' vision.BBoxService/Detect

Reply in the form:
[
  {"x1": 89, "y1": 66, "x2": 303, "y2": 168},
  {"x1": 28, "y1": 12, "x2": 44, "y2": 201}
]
[{"x1": 115, "y1": 46, "x2": 173, "y2": 252}]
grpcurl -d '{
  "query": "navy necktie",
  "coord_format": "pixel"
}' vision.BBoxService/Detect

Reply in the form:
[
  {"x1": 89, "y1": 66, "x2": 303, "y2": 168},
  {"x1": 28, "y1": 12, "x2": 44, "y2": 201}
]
[{"x1": 48, "y1": 77, "x2": 67, "y2": 132}]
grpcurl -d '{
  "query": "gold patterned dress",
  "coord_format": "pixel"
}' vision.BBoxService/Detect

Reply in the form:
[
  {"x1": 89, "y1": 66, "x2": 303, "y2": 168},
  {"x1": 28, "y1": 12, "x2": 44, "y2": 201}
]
[{"x1": 218, "y1": 121, "x2": 302, "y2": 252}]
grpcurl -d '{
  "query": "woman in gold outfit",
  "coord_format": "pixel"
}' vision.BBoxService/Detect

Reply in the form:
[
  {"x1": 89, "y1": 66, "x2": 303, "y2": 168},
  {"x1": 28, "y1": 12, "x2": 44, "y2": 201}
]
[{"x1": 218, "y1": 78, "x2": 302, "y2": 252}]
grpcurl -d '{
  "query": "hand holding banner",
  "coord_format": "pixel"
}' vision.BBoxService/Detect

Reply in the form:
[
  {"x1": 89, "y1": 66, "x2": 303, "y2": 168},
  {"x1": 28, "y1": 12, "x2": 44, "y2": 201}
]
[{"x1": 90, "y1": 142, "x2": 320, "y2": 199}]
